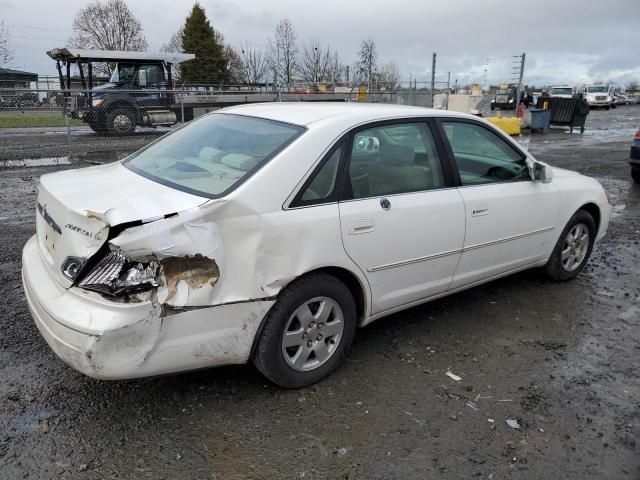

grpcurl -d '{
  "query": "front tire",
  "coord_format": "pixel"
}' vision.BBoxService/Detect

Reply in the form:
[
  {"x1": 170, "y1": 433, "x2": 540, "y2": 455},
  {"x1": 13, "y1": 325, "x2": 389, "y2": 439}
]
[
  {"x1": 544, "y1": 210, "x2": 596, "y2": 281},
  {"x1": 632, "y1": 168, "x2": 640, "y2": 183},
  {"x1": 87, "y1": 121, "x2": 105, "y2": 134},
  {"x1": 253, "y1": 273, "x2": 357, "y2": 388},
  {"x1": 106, "y1": 107, "x2": 136, "y2": 135}
]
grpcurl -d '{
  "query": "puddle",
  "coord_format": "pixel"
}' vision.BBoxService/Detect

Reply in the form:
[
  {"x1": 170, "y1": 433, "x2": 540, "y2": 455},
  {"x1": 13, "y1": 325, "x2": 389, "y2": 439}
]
[{"x1": 0, "y1": 151, "x2": 128, "y2": 169}]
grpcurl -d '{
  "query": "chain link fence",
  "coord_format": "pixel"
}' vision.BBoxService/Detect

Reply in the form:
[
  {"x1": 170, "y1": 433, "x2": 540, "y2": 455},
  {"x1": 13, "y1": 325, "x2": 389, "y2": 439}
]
[{"x1": 0, "y1": 80, "x2": 452, "y2": 163}]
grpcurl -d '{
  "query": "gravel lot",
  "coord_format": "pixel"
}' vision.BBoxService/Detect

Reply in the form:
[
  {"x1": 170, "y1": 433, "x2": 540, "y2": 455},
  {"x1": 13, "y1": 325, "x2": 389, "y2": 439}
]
[{"x1": 0, "y1": 106, "x2": 638, "y2": 479}]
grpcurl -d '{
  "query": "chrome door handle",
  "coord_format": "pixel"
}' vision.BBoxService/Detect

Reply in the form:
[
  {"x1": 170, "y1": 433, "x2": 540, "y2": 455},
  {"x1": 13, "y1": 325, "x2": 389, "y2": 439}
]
[{"x1": 348, "y1": 219, "x2": 375, "y2": 235}]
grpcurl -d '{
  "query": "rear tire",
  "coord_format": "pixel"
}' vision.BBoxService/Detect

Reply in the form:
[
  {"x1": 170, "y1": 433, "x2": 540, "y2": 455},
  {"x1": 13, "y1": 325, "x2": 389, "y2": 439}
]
[
  {"x1": 632, "y1": 168, "x2": 640, "y2": 183},
  {"x1": 544, "y1": 210, "x2": 596, "y2": 281},
  {"x1": 253, "y1": 273, "x2": 357, "y2": 388}
]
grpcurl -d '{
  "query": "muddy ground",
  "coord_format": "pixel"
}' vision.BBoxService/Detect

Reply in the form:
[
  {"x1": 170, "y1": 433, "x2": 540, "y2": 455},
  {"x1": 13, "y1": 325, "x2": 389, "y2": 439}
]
[{"x1": 0, "y1": 106, "x2": 639, "y2": 479}]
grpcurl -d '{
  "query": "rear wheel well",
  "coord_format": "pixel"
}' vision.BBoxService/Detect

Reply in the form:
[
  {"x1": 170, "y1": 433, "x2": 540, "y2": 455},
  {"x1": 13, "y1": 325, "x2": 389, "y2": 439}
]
[
  {"x1": 307, "y1": 267, "x2": 367, "y2": 321},
  {"x1": 249, "y1": 266, "x2": 368, "y2": 358},
  {"x1": 579, "y1": 203, "x2": 600, "y2": 235}
]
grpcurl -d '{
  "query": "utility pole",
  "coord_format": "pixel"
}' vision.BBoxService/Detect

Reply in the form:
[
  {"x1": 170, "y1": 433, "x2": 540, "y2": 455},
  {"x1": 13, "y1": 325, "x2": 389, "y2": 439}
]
[
  {"x1": 430, "y1": 52, "x2": 436, "y2": 108},
  {"x1": 514, "y1": 53, "x2": 526, "y2": 115}
]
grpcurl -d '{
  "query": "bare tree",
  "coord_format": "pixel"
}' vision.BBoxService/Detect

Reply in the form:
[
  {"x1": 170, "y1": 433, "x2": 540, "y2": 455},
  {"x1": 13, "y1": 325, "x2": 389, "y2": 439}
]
[
  {"x1": 224, "y1": 46, "x2": 244, "y2": 84},
  {"x1": 160, "y1": 28, "x2": 184, "y2": 82},
  {"x1": 239, "y1": 43, "x2": 268, "y2": 84},
  {"x1": 268, "y1": 19, "x2": 299, "y2": 85},
  {"x1": 69, "y1": 0, "x2": 148, "y2": 75},
  {"x1": 327, "y1": 51, "x2": 344, "y2": 83},
  {"x1": 376, "y1": 61, "x2": 400, "y2": 90},
  {"x1": 626, "y1": 81, "x2": 639, "y2": 94},
  {"x1": 358, "y1": 38, "x2": 377, "y2": 88},
  {"x1": 0, "y1": 19, "x2": 13, "y2": 67},
  {"x1": 299, "y1": 41, "x2": 342, "y2": 84}
]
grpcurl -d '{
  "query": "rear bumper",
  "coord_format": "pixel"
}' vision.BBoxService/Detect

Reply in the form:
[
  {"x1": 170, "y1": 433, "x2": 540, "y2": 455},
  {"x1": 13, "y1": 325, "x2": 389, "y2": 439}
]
[{"x1": 22, "y1": 235, "x2": 274, "y2": 380}]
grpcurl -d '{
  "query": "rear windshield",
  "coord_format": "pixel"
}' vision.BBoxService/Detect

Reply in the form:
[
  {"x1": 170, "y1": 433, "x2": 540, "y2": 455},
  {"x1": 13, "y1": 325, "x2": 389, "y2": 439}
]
[
  {"x1": 551, "y1": 88, "x2": 572, "y2": 95},
  {"x1": 124, "y1": 113, "x2": 304, "y2": 197}
]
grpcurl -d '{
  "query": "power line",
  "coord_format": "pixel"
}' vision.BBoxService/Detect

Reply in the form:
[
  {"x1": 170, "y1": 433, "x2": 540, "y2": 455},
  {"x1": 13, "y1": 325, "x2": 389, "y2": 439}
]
[{"x1": 9, "y1": 24, "x2": 72, "y2": 33}]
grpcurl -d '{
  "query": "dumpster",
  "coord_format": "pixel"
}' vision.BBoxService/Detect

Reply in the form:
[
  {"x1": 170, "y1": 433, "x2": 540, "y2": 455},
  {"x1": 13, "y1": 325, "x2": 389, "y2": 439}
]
[
  {"x1": 535, "y1": 96, "x2": 590, "y2": 134},
  {"x1": 530, "y1": 109, "x2": 551, "y2": 133}
]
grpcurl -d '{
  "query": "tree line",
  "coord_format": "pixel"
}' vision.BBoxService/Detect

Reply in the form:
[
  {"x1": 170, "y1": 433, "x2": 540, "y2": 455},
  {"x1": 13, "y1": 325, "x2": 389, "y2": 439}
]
[{"x1": 65, "y1": 0, "x2": 401, "y2": 87}]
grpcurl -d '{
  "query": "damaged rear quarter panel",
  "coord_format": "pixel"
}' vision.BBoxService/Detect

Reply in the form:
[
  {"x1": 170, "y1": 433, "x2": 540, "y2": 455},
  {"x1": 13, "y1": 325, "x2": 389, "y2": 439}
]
[{"x1": 109, "y1": 120, "x2": 372, "y2": 313}]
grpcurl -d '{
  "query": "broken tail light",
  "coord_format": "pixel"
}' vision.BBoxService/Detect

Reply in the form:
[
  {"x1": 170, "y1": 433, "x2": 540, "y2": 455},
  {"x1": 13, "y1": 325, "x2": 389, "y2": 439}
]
[{"x1": 77, "y1": 249, "x2": 158, "y2": 296}]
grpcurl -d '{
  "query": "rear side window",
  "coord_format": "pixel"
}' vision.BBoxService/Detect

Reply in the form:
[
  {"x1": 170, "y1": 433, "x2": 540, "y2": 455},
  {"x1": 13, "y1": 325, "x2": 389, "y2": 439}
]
[
  {"x1": 125, "y1": 114, "x2": 304, "y2": 198},
  {"x1": 441, "y1": 121, "x2": 528, "y2": 185},
  {"x1": 346, "y1": 122, "x2": 445, "y2": 199}
]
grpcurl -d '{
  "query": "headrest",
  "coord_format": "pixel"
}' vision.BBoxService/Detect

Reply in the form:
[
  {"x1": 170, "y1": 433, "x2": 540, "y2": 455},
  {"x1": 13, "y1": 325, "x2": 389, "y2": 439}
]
[
  {"x1": 199, "y1": 146, "x2": 222, "y2": 161},
  {"x1": 220, "y1": 153, "x2": 259, "y2": 171},
  {"x1": 378, "y1": 144, "x2": 415, "y2": 166}
]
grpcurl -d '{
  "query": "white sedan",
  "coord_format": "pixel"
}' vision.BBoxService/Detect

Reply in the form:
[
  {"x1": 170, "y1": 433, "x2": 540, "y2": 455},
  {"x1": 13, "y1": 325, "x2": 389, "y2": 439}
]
[{"x1": 22, "y1": 103, "x2": 611, "y2": 387}]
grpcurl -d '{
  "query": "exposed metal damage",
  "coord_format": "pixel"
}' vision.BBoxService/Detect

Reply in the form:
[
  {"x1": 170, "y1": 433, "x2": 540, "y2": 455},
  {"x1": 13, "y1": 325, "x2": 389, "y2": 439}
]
[{"x1": 158, "y1": 255, "x2": 220, "y2": 306}]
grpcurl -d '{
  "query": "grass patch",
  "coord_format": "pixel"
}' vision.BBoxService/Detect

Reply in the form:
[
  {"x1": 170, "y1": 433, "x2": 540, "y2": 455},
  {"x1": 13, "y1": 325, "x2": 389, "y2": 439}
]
[{"x1": 0, "y1": 112, "x2": 85, "y2": 128}]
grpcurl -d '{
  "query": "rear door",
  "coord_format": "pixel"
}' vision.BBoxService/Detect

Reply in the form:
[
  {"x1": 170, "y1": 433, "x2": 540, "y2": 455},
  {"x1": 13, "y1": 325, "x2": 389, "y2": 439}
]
[
  {"x1": 337, "y1": 119, "x2": 465, "y2": 315},
  {"x1": 437, "y1": 119, "x2": 560, "y2": 289}
]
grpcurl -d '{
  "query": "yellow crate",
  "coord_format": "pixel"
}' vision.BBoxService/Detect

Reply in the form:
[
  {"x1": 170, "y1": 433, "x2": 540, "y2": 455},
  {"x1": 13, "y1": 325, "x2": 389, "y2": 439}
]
[{"x1": 486, "y1": 116, "x2": 521, "y2": 135}]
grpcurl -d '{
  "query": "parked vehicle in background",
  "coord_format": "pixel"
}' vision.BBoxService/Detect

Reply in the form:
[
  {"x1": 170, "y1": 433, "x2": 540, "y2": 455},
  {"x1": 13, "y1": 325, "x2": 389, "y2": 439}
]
[
  {"x1": 21, "y1": 103, "x2": 611, "y2": 387},
  {"x1": 490, "y1": 84, "x2": 532, "y2": 110},
  {"x1": 583, "y1": 85, "x2": 614, "y2": 110},
  {"x1": 549, "y1": 85, "x2": 574, "y2": 98},
  {"x1": 614, "y1": 94, "x2": 631, "y2": 106},
  {"x1": 630, "y1": 129, "x2": 640, "y2": 183}
]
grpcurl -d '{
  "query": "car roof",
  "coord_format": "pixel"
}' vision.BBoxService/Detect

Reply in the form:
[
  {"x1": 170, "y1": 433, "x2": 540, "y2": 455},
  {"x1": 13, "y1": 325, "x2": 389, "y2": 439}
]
[{"x1": 219, "y1": 102, "x2": 472, "y2": 127}]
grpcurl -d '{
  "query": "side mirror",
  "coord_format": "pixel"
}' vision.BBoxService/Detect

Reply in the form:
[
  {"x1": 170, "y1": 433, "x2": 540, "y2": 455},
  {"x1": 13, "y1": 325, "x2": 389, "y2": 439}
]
[
  {"x1": 354, "y1": 135, "x2": 379, "y2": 152},
  {"x1": 532, "y1": 161, "x2": 553, "y2": 183},
  {"x1": 137, "y1": 70, "x2": 147, "y2": 87}
]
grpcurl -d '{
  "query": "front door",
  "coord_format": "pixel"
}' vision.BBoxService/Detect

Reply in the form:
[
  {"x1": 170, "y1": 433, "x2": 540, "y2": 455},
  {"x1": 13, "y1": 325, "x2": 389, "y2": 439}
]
[
  {"x1": 438, "y1": 119, "x2": 560, "y2": 289},
  {"x1": 338, "y1": 120, "x2": 465, "y2": 314}
]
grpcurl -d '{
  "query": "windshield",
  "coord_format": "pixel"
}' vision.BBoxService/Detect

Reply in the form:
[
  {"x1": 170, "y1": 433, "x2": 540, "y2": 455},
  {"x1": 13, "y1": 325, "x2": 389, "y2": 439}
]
[
  {"x1": 109, "y1": 63, "x2": 136, "y2": 84},
  {"x1": 587, "y1": 86, "x2": 609, "y2": 93},
  {"x1": 124, "y1": 114, "x2": 305, "y2": 198},
  {"x1": 551, "y1": 87, "x2": 573, "y2": 95},
  {"x1": 496, "y1": 88, "x2": 513, "y2": 95}
]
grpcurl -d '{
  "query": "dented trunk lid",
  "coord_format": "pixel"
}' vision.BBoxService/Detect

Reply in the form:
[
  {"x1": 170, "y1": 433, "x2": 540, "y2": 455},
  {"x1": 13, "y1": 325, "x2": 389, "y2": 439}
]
[{"x1": 35, "y1": 161, "x2": 208, "y2": 287}]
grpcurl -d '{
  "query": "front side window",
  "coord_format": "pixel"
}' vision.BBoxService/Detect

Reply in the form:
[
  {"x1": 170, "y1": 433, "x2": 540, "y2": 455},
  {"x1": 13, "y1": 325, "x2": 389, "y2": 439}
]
[
  {"x1": 441, "y1": 121, "x2": 528, "y2": 185},
  {"x1": 135, "y1": 64, "x2": 165, "y2": 86},
  {"x1": 346, "y1": 122, "x2": 445, "y2": 199},
  {"x1": 125, "y1": 114, "x2": 304, "y2": 197},
  {"x1": 110, "y1": 63, "x2": 136, "y2": 84}
]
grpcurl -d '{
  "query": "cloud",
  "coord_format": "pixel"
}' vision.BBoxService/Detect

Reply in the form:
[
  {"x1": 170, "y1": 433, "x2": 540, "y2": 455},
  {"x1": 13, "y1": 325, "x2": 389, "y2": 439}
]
[{"x1": 3, "y1": 0, "x2": 639, "y2": 86}]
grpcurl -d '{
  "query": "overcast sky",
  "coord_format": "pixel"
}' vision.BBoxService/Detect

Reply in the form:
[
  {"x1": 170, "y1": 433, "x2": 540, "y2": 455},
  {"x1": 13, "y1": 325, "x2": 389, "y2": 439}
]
[{"x1": 2, "y1": 0, "x2": 639, "y2": 87}]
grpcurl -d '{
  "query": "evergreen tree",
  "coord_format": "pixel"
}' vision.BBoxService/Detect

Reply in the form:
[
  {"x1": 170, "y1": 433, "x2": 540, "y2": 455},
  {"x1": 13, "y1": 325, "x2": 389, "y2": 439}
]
[{"x1": 180, "y1": 3, "x2": 227, "y2": 84}]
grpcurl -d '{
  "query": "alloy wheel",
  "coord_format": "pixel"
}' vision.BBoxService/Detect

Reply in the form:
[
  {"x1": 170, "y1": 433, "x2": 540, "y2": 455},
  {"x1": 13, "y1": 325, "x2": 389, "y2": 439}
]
[
  {"x1": 281, "y1": 296, "x2": 344, "y2": 371},
  {"x1": 561, "y1": 222, "x2": 590, "y2": 272}
]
